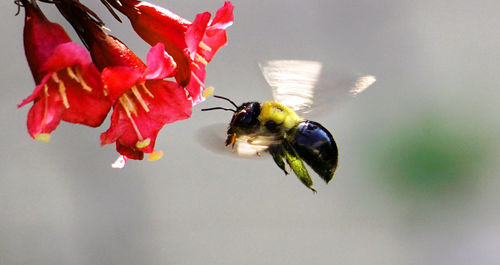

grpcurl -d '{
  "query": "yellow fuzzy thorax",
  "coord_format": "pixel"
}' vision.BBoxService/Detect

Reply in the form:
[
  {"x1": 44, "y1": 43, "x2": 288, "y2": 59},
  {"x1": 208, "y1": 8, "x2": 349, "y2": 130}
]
[{"x1": 258, "y1": 102, "x2": 303, "y2": 132}]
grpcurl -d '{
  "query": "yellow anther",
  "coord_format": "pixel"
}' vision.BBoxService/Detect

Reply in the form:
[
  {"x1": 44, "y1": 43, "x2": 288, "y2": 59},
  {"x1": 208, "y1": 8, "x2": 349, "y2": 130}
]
[
  {"x1": 202, "y1": 86, "x2": 215, "y2": 98},
  {"x1": 195, "y1": 54, "x2": 208, "y2": 65},
  {"x1": 136, "y1": 138, "x2": 151, "y2": 149},
  {"x1": 148, "y1": 150, "x2": 164, "y2": 161},
  {"x1": 35, "y1": 133, "x2": 51, "y2": 142},
  {"x1": 198, "y1": 41, "x2": 212, "y2": 52},
  {"x1": 131, "y1": 85, "x2": 150, "y2": 112}
]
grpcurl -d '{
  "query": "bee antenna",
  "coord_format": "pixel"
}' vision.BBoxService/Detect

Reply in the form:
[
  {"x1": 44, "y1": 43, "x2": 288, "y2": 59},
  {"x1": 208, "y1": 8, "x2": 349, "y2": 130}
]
[
  {"x1": 201, "y1": 107, "x2": 236, "y2": 113},
  {"x1": 213, "y1": 95, "x2": 238, "y2": 109}
]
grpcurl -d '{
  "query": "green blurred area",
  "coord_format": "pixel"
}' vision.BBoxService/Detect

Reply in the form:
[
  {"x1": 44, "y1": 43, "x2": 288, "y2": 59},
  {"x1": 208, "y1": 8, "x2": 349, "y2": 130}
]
[{"x1": 369, "y1": 113, "x2": 492, "y2": 202}]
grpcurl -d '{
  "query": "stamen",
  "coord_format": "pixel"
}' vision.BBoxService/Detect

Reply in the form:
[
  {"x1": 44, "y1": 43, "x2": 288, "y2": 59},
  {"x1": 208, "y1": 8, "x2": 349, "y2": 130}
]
[
  {"x1": 139, "y1": 82, "x2": 154, "y2": 98},
  {"x1": 44, "y1": 84, "x2": 50, "y2": 96},
  {"x1": 58, "y1": 80, "x2": 70, "y2": 109},
  {"x1": 131, "y1": 85, "x2": 150, "y2": 112},
  {"x1": 119, "y1": 96, "x2": 144, "y2": 141},
  {"x1": 136, "y1": 138, "x2": 151, "y2": 149},
  {"x1": 191, "y1": 61, "x2": 200, "y2": 70},
  {"x1": 35, "y1": 133, "x2": 51, "y2": 142},
  {"x1": 148, "y1": 150, "x2": 164, "y2": 161},
  {"x1": 51, "y1": 72, "x2": 60, "y2": 83},
  {"x1": 195, "y1": 53, "x2": 208, "y2": 65},
  {"x1": 42, "y1": 84, "x2": 49, "y2": 133},
  {"x1": 191, "y1": 71, "x2": 204, "y2": 87},
  {"x1": 75, "y1": 68, "x2": 92, "y2": 92},
  {"x1": 121, "y1": 93, "x2": 137, "y2": 115},
  {"x1": 198, "y1": 41, "x2": 212, "y2": 52},
  {"x1": 202, "y1": 86, "x2": 215, "y2": 98},
  {"x1": 66, "y1": 67, "x2": 77, "y2": 80},
  {"x1": 103, "y1": 84, "x2": 109, "y2": 96}
]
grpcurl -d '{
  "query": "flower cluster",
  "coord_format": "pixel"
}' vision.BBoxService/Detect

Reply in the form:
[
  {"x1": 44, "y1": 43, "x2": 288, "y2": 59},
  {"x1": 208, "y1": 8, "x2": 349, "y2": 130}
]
[{"x1": 16, "y1": 0, "x2": 233, "y2": 166}]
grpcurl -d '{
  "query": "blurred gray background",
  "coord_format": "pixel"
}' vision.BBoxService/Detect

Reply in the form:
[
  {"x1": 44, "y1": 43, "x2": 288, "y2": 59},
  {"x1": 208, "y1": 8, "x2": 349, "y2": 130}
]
[{"x1": 1, "y1": 0, "x2": 499, "y2": 264}]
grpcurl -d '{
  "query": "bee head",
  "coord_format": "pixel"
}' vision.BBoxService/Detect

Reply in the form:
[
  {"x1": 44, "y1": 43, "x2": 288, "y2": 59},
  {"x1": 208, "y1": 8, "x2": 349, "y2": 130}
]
[
  {"x1": 201, "y1": 96, "x2": 261, "y2": 146},
  {"x1": 230, "y1": 102, "x2": 261, "y2": 132}
]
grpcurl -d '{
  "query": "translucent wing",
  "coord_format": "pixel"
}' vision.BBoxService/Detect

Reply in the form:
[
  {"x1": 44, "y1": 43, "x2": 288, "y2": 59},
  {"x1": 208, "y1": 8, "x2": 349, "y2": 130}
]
[
  {"x1": 232, "y1": 134, "x2": 281, "y2": 156},
  {"x1": 196, "y1": 124, "x2": 281, "y2": 158},
  {"x1": 259, "y1": 60, "x2": 376, "y2": 116}
]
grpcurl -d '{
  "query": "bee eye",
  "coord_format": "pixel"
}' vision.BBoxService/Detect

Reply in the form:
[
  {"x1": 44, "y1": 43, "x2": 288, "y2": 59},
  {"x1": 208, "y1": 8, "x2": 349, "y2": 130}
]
[{"x1": 232, "y1": 102, "x2": 261, "y2": 130}]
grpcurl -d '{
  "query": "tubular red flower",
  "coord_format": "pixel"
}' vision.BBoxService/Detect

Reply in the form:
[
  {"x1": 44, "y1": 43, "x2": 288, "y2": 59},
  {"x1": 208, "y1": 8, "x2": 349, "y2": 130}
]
[
  {"x1": 58, "y1": 2, "x2": 191, "y2": 160},
  {"x1": 18, "y1": 1, "x2": 111, "y2": 141},
  {"x1": 99, "y1": 44, "x2": 191, "y2": 160},
  {"x1": 105, "y1": 0, "x2": 234, "y2": 104},
  {"x1": 101, "y1": 79, "x2": 192, "y2": 160}
]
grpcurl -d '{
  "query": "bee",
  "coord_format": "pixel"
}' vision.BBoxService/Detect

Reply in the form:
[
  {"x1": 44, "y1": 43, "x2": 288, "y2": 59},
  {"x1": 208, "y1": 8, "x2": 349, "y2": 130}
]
[{"x1": 202, "y1": 60, "x2": 375, "y2": 192}]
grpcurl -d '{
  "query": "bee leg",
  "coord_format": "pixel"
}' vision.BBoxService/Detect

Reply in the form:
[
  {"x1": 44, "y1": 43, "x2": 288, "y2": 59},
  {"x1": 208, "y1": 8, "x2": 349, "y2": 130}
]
[
  {"x1": 268, "y1": 144, "x2": 288, "y2": 175},
  {"x1": 282, "y1": 141, "x2": 316, "y2": 193}
]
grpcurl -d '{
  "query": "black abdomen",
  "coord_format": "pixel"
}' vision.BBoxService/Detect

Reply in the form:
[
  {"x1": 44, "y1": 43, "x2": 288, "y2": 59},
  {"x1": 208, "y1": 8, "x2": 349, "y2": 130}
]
[{"x1": 288, "y1": 120, "x2": 338, "y2": 183}]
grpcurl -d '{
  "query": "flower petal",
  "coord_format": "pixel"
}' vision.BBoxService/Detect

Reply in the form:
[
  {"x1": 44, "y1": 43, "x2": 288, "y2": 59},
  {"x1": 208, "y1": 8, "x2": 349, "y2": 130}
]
[
  {"x1": 210, "y1": 1, "x2": 235, "y2": 30},
  {"x1": 23, "y1": 2, "x2": 72, "y2": 83},
  {"x1": 102, "y1": 66, "x2": 143, "y2": 101},
  {"x1": 101, "y1": 80, "x2": 192, "y2": 159},
  {"x1": 59, "y1": 71, "x2": 111, "y2": 127},
  {"x1": 198, "y1": 2, "x2": 234, "y2": 62},
  {"x1": 143, "y1": 42, "x2": 177, "y2": 80},
  {"x1": 186, "y1": 67, "x2": 207, "y2": 106},
  {"x1": 185, "y1": 12, "x2": 211, "y2": 58},
  {"x1": 26, "y1": 87, "x2": 65, "y2": 139},
  {"x1": 42, "y1": 42, "x2": 93, "y2": 73},
  {"x1": 18, "y1": 74, "x2": 51, "y2": 108}
]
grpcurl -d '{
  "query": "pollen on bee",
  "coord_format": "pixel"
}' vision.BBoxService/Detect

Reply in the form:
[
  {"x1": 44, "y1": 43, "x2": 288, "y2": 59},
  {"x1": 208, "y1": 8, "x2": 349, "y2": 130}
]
[
  {"x1": 148, "y1": 150, "x2": 164, "y2": 161},
  {"x1": 35, "y1": 133, "x2": 51, "y2": 142},
  {"x1": 136, "y1": 138, "x2": 151, "y2": 149}
]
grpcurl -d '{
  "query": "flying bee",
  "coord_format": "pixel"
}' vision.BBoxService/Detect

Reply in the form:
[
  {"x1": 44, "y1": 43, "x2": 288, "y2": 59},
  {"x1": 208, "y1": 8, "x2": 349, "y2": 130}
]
[{"x1": 201, "y1": 60, "x2": 376, "y2": 192}]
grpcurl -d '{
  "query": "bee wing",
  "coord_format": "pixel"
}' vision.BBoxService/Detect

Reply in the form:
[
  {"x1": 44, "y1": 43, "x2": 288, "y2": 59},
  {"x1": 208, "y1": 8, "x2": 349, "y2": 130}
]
[
  {"x1": 232, "y1": 134, "x2": 282, "y2": 157},
  {"x1": 196, "y1": 124, "x2": 282, "y2": 158},
  {"x1": 259, "y1": 60, "x2": 376, "y2": 116}
]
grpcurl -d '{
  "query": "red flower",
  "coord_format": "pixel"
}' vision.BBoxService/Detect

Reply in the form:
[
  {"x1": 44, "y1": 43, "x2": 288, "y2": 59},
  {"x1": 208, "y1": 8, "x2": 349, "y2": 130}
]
[
  {"x1": 100, "y1": 43, "x2": 192, "y2": 160},
  {"x1": 18, "y1": 1, "x2": 111, "y2": 141},
  {"x1": 104, "y1": 0, "x2": 234, "y2": 104},
  {"x1": 53, "y1": 0, "x2": 193, "y2": 163},
  {"x1": 55, "y1": 1, "x2": 193, "y2": 161}
]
